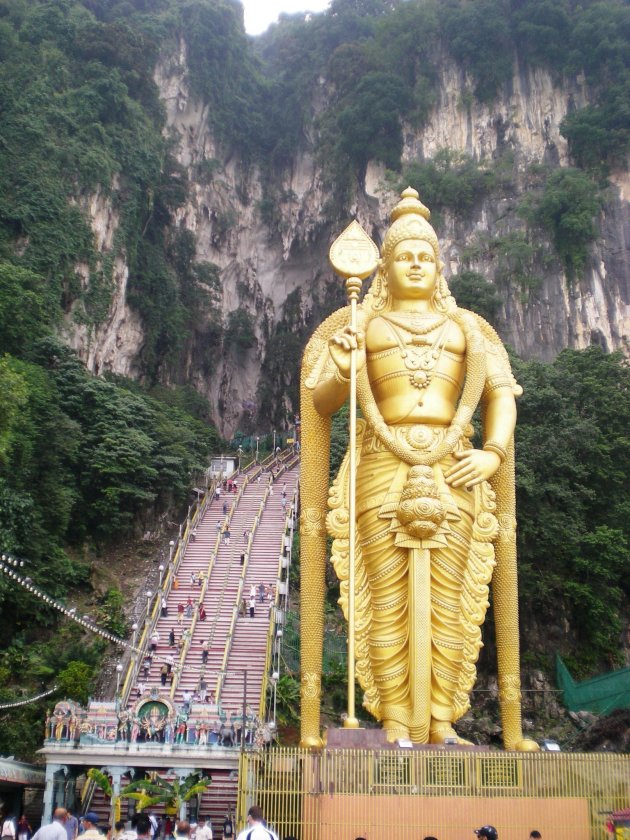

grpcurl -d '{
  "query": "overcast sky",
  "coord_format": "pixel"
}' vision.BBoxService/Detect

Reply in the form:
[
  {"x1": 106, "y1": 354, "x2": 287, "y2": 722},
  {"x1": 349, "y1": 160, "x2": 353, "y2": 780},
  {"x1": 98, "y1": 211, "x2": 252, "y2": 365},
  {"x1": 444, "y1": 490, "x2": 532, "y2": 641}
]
[{"x1": 241, "y1": 0, "x2": 331, "y2": 35}]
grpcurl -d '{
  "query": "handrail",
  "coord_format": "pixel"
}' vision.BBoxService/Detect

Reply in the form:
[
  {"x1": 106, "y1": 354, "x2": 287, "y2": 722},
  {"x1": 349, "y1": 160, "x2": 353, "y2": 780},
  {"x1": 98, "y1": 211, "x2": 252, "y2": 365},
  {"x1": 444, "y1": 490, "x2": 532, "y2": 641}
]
[
  {"x1": 259, "y1": 486, "x2": 298, "y2": 720},
  {"x1": 215, "y1": 487, "x2": 269, "y2": 703},
  {"x1": 169, "y1": 477, "x2": 250, "y2": 699},
  {"x1": 120, "y1": 473, "x2": 216, "y2": 706}
]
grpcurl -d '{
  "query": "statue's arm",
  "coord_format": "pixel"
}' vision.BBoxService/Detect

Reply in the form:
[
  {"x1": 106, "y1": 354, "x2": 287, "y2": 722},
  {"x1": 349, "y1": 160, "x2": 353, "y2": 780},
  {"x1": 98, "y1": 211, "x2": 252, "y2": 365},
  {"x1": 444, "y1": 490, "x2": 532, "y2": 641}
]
[{"x1": 312, "y1": 327, "x2": 365, "y2": 417}]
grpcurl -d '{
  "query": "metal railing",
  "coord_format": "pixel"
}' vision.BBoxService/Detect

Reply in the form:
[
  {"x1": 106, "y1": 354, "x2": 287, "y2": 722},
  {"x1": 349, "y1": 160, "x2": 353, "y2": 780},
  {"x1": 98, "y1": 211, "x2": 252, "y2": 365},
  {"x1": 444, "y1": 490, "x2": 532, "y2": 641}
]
[
  {"x1": 119, "y1": 469, "x2": 219, "y2": 706},
  {"x1": 238, "y1": 748, "x2": 630, "y2": 840},
  {"x1": 259, "y1": 489, "x2": 298, "y2": 722},
  {"x1": 215, "y1": 480, "x2": 269, "y2": 703}
]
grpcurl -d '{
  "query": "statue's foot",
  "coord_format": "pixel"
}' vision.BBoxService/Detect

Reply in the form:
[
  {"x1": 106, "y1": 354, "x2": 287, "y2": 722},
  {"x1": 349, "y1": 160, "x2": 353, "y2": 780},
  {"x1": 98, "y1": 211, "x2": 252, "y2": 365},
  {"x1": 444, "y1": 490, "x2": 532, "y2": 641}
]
[
  {"x1": 429, "y1": 721, "x2": 472, "y2": 746},
  {"x1": 384, "y1": 720, "x2": 410, "y2": 743},
  {"x1": 299, "y1": 735, "x2": 324, "y2": 750},
  {"x1": 510, "y1": 738, "x2": 540, "y2": 752}
]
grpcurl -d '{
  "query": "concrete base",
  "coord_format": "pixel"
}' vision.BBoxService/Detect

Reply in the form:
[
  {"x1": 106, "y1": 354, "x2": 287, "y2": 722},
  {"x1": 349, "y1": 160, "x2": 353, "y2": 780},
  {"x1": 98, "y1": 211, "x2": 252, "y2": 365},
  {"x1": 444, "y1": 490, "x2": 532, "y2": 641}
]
[{"x1": 324, "y1": 726, "x2": 486, "y2": 751}]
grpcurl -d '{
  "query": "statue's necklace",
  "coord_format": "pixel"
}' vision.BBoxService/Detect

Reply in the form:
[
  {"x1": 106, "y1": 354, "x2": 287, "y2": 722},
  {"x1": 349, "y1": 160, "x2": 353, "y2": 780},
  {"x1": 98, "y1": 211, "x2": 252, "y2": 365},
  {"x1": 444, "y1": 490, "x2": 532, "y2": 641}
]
[{"x1": 381, "y1": 313, "x2": 450, "y2": 398}]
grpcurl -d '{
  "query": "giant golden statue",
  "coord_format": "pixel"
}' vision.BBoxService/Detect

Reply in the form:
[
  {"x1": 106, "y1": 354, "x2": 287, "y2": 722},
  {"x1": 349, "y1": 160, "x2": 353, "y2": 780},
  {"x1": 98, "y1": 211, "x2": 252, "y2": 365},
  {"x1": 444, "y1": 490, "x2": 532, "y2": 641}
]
[{"x1": 299, "y1": 188, "x2": 538, "y2": 751}]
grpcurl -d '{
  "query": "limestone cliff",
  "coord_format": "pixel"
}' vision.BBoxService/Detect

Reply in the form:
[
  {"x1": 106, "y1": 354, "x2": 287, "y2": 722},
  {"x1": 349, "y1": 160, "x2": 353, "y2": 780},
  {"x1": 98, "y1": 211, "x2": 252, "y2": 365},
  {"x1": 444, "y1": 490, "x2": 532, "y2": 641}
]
[{"x1": 65, "y1": 43, "x2": 630, "y2": 438}]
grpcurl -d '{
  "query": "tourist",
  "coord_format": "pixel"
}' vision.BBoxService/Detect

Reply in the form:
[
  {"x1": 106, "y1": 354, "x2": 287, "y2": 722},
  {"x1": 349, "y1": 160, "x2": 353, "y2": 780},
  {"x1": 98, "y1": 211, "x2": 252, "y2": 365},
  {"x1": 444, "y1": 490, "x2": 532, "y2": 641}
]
[
  {"x1": 201, "y1": 640, "x2": 209, "y2": 664},
  {"x1": 199, "y1": 604, "x2": 207, "y2": 621},
  {"x1": 133, "y1": 815, "x2": 150, "y2": 840},
  {"x1": 190, "y1": 572, "x2": 196, "y2": 586},
  {"x1": 177, "y1": 603, "x2": 184, "y2": 624},
  {"x1": 249, "y1": 596, "x2": 255, "y2": 619},
  {"x1": 223, "y1": 528, "x2": 231, "y2": 546},
  {"x1": 221, "y1": 817, "x2": 233, "y2": 840},
  {"x1": 76, "y1": 813, "x2": 101, "y2": 840},
  {"x1": 235, "y1": 807, "x2": 277, "y2": 840},
  {"x1": 150, "y1": 630, "x2": 159, "y2": 651},
  {"x1": 169, "y1": 628, "x2": 176, "y2": 647},
  {"x1": 64, "y1": 813, "x2": 77, "y2": 840},
  {"x1": 137, "y1": 681, "x2": 146, "y2": 697},
  {"x1": 258, "y1": 583, "x2": 265, "y2": 603},
  {"x1": 161, "y1": 597, "x2": 168, "y2": 617},
  {"x1": 30, "y1": 810, "x2": 66, "y2": 840},
  {"x1": 17, "y1": 816, "x2": 32, "y2": 840},
  {"x1": 165, "y1": 654, "x2": 175, "y2": 673},
  {"x1": 529, "y1": 833, "x2": 541, "y2": 840},
  {"x1": 474, "y1": 828, "x2": 498, "y2": 840},
  {"x1": 222, "y1": 501, "x2": 228, "y2": 516},
  {"x1": 194, "y1": 820, "x2": 211, "y2": 840},
  {"x1": 111, "y1": 823, "x2": 125, "y2": 840},
  {"x1": 173, "y1": 824, "x2": 190, "y2": 840},
  {"x1": 172, "y1": 576, "x2": 179, "y2": 590},
  {"x1": 160, "y1": 664, "x2": 168, "y2": 686},
  {"x1": 1, "y1": 816, "x2": 16, "y2": 840},
  {"x1": 185, "y1": 598, "x2": 193, "y2": 619}
]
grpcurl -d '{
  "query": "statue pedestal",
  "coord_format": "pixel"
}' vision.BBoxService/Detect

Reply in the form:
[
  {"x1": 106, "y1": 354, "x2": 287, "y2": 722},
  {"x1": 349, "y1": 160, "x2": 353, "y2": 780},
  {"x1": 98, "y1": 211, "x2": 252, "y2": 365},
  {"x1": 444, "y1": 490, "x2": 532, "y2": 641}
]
[{"x1": 324, "y1": 726, "x2": 485, "y2": 751}]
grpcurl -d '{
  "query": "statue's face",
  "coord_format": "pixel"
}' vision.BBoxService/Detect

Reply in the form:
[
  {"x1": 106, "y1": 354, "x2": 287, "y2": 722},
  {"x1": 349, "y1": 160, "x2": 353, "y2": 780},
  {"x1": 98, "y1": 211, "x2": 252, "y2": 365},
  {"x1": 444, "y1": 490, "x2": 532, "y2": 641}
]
[{"x1": 387, "y1": 238, "x2": 437, "y2": 301}]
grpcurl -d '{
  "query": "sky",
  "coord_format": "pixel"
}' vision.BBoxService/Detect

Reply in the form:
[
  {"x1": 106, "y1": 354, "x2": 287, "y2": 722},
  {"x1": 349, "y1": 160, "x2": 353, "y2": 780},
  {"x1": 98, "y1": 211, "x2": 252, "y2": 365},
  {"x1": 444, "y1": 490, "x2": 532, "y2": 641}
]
[{"x1": 241, "y1": 0, "x2": 331, "y2": 36}]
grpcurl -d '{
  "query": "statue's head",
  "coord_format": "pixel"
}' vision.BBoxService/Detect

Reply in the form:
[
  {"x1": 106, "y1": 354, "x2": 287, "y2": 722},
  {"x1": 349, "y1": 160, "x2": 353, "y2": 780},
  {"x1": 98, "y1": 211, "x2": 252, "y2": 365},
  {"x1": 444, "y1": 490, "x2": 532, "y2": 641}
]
[{"x1": 366, "y1": 187, "x2": 454, "y2": 313}]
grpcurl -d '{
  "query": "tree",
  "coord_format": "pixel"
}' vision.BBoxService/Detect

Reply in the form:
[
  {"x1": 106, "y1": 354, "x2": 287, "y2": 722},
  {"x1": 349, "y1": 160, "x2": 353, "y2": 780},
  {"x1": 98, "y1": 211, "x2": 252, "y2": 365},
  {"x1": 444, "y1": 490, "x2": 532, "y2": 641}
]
[{"x1": 122, "y1": 772, "x2": 212, "y2": 816}]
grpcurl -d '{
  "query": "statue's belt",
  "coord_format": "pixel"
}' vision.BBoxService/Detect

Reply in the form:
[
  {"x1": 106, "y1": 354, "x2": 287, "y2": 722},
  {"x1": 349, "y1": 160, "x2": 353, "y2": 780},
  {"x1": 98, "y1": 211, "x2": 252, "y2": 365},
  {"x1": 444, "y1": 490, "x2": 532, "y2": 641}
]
[{"x1": 361, "y1": 422, "x2": 468, "y2": 455}]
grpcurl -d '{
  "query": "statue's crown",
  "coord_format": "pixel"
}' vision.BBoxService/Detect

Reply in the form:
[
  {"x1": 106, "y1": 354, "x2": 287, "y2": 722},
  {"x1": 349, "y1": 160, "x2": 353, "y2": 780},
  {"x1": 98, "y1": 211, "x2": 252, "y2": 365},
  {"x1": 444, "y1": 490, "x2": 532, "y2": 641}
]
[
  {"x1": 382, "y1": 187, "x2": 438, "y2": 260},
  {"x1": 390, "y1": 186, "x2": 431, "y2": 223}
]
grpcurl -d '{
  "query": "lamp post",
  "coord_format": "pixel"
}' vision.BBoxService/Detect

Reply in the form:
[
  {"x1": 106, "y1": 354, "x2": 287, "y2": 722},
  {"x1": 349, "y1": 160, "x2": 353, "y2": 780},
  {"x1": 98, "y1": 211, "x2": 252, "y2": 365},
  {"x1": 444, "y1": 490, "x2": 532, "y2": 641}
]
[
  {"x1": 255, "y1": 436, "x2": 260, "y2": 463},
  {"x1": 115, "y1": 663, "x2": 123, "y2": 694},
  {"x1": 272, "y1": 430, "x2": 276, "y2": 453},
  {"x1": 146, "y1": 590, "x2": 153, "y2": 622},
  {"x1": 158, "y1": 564, "x2": 165, "y2": 587},
  {"x1": 131, "y1": 622, "x2": 138, "y2": 649}
]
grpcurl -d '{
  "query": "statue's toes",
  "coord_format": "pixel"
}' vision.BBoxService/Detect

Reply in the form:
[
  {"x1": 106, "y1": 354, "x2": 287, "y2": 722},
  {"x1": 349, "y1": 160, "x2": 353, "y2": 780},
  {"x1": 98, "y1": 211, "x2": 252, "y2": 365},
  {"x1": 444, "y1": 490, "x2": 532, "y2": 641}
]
[{"x1": 511, "y1": 738, "x2": 540, "y2": 752}]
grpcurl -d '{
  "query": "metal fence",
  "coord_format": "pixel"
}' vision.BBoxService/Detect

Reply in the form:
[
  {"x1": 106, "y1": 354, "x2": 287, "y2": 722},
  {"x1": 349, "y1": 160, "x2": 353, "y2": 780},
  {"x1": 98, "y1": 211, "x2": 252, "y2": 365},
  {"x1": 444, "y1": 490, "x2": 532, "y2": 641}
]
[{"x1": 238, "y1": 747, "x2": 630, "y2": 840}]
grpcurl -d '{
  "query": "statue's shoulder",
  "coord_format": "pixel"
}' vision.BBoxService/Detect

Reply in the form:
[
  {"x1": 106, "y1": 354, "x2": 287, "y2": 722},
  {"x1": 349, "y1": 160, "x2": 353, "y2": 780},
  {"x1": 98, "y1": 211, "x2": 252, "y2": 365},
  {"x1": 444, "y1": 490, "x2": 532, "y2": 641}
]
[{"x1": 456, "y1": 308, "x2": 522, "y2": 395}]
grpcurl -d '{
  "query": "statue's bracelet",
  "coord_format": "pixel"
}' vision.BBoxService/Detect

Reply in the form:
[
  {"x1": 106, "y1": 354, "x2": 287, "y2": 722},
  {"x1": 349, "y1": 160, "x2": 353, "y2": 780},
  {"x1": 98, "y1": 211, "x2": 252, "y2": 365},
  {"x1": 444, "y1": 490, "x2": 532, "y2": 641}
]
[
  {"x1": 483, "y1": 441, "x2": 507, "y2": 462},
  {"x1": 334, "y1": 367, "x2": 350, "y2": 384}
]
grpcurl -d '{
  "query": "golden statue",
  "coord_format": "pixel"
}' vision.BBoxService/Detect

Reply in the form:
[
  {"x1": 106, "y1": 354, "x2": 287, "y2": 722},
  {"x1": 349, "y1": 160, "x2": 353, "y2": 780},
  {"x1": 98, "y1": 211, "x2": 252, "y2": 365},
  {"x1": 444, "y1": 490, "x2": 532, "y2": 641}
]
[{"x1": 299, "y1": 188, "x2": 538, "y2": 751}]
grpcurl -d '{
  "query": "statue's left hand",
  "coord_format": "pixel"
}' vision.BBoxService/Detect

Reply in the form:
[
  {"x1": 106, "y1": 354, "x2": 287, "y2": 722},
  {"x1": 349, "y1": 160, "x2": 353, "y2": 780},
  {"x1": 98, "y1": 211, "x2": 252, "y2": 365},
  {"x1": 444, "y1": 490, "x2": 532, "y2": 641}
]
[{"x1": 444, "y1": 449, "x2": 501, "y2": 489}]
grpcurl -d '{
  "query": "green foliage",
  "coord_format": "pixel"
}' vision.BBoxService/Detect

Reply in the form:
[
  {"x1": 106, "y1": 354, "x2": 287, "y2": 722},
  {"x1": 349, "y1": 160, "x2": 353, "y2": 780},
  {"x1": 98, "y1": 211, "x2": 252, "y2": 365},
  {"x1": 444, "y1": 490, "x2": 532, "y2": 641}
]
[
  {"x1": 561, "y1": 83, "x2": 630, "y2": 174},
  {"x1": 224, "y1": 308, "x2": 256, "y2": 352},
  {"x1": 519, "y1": 168, "x2": 601, "y2": 278},
  {"x1": 400, "y1": 150, "x2": 497, "y2": 219},
  {"x1": 335, "y1": 72, "x2": 412, "y2": 175},
  {"x1": 449, "y1": 271, "x2": 501, "y2": 324},
  {"x1": 56, "y1": 660, "x2": 94, "y2": 705},
  {"x1": 441, "y1": 0, "x2": 513, "y2": 102},
  {"x1": 514, "y1": 348, "x2": 630, "y2": 669}
]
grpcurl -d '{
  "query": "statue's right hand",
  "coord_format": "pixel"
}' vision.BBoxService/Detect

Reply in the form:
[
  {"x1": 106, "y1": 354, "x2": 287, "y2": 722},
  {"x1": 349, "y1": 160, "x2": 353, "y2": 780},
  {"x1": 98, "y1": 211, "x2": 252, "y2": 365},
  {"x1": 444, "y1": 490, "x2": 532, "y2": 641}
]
[{"x1": 328, "y1": 327, "x2": 366, "y2": 378}]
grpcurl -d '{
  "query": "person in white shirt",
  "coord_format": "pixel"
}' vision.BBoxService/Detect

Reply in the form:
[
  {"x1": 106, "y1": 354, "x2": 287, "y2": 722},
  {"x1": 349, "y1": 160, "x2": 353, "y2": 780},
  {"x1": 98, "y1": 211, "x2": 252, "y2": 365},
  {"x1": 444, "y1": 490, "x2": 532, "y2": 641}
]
[
  {"x1": 30, "y1": 810, "x2": 67, "y2": 840},
  {"x1": 194, "y1": 819, "x2": 212, "y2": 840},
  {"x1": 235, "y1": 808, "x2": 277, "y2": 840}
]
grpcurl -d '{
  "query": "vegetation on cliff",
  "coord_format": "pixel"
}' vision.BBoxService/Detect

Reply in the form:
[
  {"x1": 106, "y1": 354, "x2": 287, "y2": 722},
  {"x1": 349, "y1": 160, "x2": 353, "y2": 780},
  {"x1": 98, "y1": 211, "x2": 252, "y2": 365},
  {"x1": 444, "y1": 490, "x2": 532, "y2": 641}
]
[{"x1": 0, "y1": 0, "x2": 628, "y2": 757}]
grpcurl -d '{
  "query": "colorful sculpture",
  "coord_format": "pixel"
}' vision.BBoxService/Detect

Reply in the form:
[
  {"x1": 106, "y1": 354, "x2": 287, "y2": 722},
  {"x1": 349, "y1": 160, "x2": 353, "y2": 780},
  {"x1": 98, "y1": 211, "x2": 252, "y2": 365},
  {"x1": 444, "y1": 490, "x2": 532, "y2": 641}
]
[{"x1": 300, "y1": 188, "x2": 538, "y2": 750}]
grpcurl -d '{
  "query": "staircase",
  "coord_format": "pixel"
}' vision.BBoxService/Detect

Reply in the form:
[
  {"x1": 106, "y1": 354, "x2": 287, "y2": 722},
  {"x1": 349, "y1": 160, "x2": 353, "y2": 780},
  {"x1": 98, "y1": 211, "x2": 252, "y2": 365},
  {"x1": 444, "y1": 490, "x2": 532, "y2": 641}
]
[
  {"x1": 129, "y1": 462, "x2": 299, "y2": 722},
  {"x1": 220, "y1": 469, "x2": 299, "y2": 716}
]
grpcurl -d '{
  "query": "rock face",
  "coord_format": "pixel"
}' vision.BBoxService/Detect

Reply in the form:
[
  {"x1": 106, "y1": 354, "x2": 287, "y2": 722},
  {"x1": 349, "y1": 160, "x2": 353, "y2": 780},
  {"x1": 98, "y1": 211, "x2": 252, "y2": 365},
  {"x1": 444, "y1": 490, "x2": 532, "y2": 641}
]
[{"x1": 64, "y1": 44, "x2": 630, "y2": 437}]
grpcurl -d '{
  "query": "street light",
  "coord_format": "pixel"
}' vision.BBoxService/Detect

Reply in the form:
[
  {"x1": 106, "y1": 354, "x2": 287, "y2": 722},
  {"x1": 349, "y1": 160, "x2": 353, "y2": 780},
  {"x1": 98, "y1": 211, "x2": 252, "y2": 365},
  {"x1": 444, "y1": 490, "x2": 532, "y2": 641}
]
[
  {"x1": 272, "y1": 430, "x2": 276, "y2": 453},
  {"x1": 115, "y1": 663, "x2": 123, "y2": 694},
  {"x1": 158, "y1": 564, "x2": 165, "y2": 587},
  {"x1": 131, "y1": 622, "x2": 138, "y2": 649},
  {"x1": 146, "y1": 590, "x2": 153, "y2": 620},
  {"x1": 255, "y1": 436, "x2": 260, "y2": 463}
]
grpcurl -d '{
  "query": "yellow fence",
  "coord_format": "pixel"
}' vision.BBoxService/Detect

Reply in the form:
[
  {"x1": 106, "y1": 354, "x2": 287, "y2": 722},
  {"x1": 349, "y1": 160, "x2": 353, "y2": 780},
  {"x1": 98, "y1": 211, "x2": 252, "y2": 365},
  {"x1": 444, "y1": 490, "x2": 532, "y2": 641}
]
[{"x1": 238, "y1": 747, "x2": 630, "y2": 840}]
